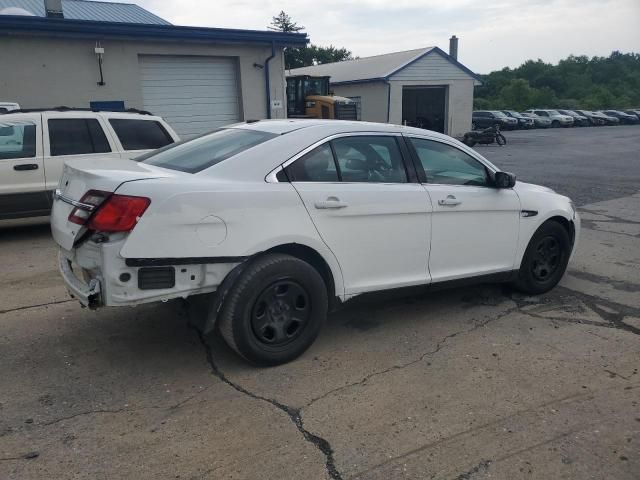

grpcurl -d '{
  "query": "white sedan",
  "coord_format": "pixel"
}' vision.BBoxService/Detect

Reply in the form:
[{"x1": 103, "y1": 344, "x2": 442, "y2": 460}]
[{"x1": 51, "y1": 120, "x2": 579, "y2": 365}]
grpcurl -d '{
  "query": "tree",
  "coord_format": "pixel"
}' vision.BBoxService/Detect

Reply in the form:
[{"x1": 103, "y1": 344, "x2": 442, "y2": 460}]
[{"x1": 268, "y1": 12, "x2": 353, "y2": 69}]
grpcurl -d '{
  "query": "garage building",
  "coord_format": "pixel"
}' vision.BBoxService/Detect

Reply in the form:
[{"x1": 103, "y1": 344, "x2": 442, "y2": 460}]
[
  {"x1": 0, "y1": 0, "x2": 307, "y2": 137},
  {"x1": 289, "y1": 39, "x2": 481, "y2": 137}
]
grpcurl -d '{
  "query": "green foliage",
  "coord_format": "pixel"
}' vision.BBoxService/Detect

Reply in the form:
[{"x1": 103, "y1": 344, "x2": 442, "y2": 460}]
[
  {"x1": 474, "y1": 52, "x2": 640, "y2": 110},
  {"x1": 269, "y1": 11, "x2": 353, "y2": 69}
]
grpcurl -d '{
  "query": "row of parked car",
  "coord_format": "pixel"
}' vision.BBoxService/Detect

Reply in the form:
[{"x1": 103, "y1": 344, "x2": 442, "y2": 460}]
[{"x1": 473, "y1": 108, "x2": 640, "y2": 130}]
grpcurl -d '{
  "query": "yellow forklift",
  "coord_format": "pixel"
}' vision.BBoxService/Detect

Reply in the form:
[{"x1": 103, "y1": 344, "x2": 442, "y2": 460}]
[{"x1": 286, "y1": 75, "x2": 358, "y2": 120}]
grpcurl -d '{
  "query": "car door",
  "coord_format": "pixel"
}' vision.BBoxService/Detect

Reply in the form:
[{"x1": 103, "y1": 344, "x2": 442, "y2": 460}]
[
  {"x1": 42, "y1": 114, "x2": 120, "y2": 192},
  {"x1": 285, "y1": 133, "x2": 432, "y2": 295},
  {"x1": 0, "y1": 114, "x2": 48, "y2": 219},
  {"x1": 406, "y1": 135, "x2": 521, "y2": 283}
]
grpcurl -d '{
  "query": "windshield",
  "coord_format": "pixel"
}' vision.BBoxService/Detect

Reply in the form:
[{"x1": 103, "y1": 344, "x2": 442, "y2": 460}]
[
  {"x1": 303, "y1": 78, "x2": 329, "y2": 96},
  {"x1": 547, "y1": 110, "x2": 561, "y2": 115},
  {"x1": 491, "y1": 111, "x2": 508, "y2": 118},
  {"x1": 140, "y1": 128, "x2": 277, "y2": 173}
]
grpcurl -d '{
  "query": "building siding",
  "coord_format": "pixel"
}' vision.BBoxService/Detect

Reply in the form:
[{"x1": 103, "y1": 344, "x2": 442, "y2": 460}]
[
  {"x1": 0, "y1": 36, "x2": 286, "y2": 123},
  {"x1": 331, "y1": 82, "x2": 388, "y2": 124},
  {"x1": 390, "y1": 52, "x2": 473, "y2": 82}
]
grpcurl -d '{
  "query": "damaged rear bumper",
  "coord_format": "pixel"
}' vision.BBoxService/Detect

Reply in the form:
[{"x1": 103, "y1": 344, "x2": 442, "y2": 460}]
[{"x1": 58, "y1": 251, "x2": 102, "y2": 308}]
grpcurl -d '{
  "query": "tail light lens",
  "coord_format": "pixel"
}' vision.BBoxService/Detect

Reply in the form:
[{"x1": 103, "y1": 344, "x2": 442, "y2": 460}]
[
  {"x1": 88, "y1": 195, "x2": 151, "y2": 232},
  {"x1": 68, "y1": 190, "x2": 110, "y2": 225},
  {"x1": 67, "y1": 190, "x2": 150, "y2": 233}
]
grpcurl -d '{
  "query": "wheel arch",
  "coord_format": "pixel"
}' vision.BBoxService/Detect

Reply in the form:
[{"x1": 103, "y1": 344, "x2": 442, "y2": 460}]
[{"x1": 264, "y1": 243, "x2": 341, "y2": 310}]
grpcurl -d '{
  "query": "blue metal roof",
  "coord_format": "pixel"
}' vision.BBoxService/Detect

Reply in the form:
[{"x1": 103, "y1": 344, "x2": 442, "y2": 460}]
[
  {"x1": 0, "y1": 15, "x2": 309, "y2": 47},
  {"x1": 0, "y1": 0, "x2": 170, "y2": 24}
]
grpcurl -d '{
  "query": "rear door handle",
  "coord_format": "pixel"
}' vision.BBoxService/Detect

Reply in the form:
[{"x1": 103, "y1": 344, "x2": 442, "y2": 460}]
[
  {"x1": 13, "y1": 164, "x2": 39, "y2": 171},
  {"x1": 315, "y1": 197, "x2": 348, "y2": 209},
  {"x1": 438, "y1": 195, "x2": 461, "y2": 206}
]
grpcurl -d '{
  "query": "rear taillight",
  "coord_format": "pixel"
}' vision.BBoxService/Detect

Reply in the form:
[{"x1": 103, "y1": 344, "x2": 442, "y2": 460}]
[
  {"x1": 68, "y1": 190, "x2": 111, "y2": 225},
  {"x1": 87, "y1": 194, "x2": 151, "y2": 233}
]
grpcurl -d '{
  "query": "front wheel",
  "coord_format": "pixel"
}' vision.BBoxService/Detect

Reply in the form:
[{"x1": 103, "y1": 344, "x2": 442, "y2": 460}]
[
  {"x1": 551, "y1": 120, "x2": 560, "y2": 128},
  {"x1": 218, "y1": 253, "x2": 328, "y2": 366},
  {"x1": 513, "y1": 221, "x2": 571, "y2": 295},
  {"x1": 496, "y1": 133, "x2": 507, "y2": 146}
]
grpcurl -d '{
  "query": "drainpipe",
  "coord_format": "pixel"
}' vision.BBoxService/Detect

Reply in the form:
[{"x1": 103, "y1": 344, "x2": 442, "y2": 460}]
[{"x1": 264, "y1": 42, "x2": 276, "y2": 119}]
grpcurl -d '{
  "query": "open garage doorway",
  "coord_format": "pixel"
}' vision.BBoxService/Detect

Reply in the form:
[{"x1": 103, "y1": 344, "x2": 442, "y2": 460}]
[{"x1": 402, "y1": 86, "x2": 447, "y2": 134}]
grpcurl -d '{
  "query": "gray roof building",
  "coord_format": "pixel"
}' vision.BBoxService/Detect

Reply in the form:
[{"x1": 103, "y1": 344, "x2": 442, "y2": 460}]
[
  {"x1": 288, "y1": 42, "x2": 480, "y2": 137},
  {"x1": 0, "y1": 0, "x2": 170, "y2": 24}
]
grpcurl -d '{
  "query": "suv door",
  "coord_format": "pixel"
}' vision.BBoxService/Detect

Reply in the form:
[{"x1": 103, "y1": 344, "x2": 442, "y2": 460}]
[
  {"x1": 0, "y1": 114, "x2": 47, "y2": 219},
  {"x1": 285, "y1": 134, "x2": 432, "y2": 295},
  {"x1": 42, "y1": 114, "x2": 120, "y2": 192},
  {"x1": 407, "y1": 136, "x2": 521, "y2": 282}
]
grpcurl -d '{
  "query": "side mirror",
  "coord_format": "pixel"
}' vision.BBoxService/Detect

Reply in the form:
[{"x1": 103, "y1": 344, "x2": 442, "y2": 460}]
[{"x1": 494, "y1": 171, "x2": 516, "y2": 189}]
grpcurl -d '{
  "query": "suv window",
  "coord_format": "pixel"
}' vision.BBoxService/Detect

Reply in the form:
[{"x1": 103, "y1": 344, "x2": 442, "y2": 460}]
[
  {"x1": 534, "y1": 111, "x2": 548, "y2": 117},
  {"x1": 332, "y1": 136, "x2": 407, "y2": 183},
  {"x1": 0, "y1": 122, "x2": 36, "y2": 160},
  {"x1": 48, "y1": 118, "x2": 111, "y2": 156},
  {"x1": 140, "y1": 128, "x2": 276, "y2": 173},
  {"x1": 109, "y1": 119, "x2": 173, "y2": 151},
  {"x1": 409, "y1": 138, "x2": 488, "y2": 186},
  {"x1": 286, "y1": 144, "x2": 338, "y2": 182}
]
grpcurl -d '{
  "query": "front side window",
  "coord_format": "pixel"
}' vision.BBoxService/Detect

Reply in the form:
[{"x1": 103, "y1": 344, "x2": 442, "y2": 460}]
[
  {"x1": 48, "y1": 118, "x2": 111, "y2": 156},
  {"x1": 332, "y1": 136, "x2": 407, "y2": 183},
  {"x1": 534, "y1": 111, "x2": 549, "y2": 117},
  {"x1": 286, "y1": 144, "x2": 338, "y2": 182},
  {"x1": 409, "y1": 138, "x2": 489, "y2": 187},
  {"x1": 0, "y1": 122, "x2": 36, "y2": 160},
  {"x1": 109, "y1": 119, "x2": 173, "y2": 151},
  {"x1": 140, "y1": 128, "x2": 276, "y2": 173}
]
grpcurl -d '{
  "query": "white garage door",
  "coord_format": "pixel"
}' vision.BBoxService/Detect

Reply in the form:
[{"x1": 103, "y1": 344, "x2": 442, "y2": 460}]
[{"x1": 139, "y1": 55, "x2": 241, "y2": 138}]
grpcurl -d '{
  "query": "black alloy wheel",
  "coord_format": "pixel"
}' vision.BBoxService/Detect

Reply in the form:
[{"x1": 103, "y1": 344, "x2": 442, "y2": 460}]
[{"x1": 531, "y1": 236, "x2": 561, "y2": 282}]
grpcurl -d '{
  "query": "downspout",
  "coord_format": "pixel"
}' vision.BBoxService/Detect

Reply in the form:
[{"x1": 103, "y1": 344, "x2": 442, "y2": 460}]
[
  {"x1": 264, "y1": 41, "x2": 276, "y2": 119},
  {"x1": 385, "y1": 80, "x2": 391, "y2": 123}
]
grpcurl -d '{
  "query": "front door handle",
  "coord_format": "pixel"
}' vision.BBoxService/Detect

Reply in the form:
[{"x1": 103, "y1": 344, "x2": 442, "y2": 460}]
[
  {"x1": 438, "y1": 195, "x2": 461, "y2": 206},
  {"x1": 14, "y1": 164, "x2": 39, "y2": 171},
  {"x1": 315, "y1": 197, "x2": 348, "y2": 209}
]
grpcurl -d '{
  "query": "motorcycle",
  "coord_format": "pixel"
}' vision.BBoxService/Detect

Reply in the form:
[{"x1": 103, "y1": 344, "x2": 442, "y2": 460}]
[{"x1": 462, "y1": 125, "x2": 506, "y2": 147}]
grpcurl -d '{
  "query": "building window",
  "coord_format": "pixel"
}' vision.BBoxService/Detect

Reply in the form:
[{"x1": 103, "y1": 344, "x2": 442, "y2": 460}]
[{"x1": 346, "y1": 96, "x2": 362, "y2": 120}]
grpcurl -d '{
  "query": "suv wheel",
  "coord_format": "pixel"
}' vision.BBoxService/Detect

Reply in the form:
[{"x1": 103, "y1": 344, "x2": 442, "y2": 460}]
[
  {"x1": 551, "y1": 120, "x2": 560, "y2": 128},
  {"x1": 513, "y1": 221, "x2": 571, "y2": 295},
  {"x1": 218, "y1": 253, "x2": 328, "y2": 366}
]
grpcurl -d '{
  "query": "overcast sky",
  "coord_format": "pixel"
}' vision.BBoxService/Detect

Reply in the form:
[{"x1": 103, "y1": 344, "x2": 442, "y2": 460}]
[{"x1": 133, "y1": 0, "x2": 639, "y2": 73}]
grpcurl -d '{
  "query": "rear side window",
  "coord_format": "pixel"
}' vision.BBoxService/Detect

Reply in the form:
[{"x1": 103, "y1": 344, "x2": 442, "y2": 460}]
[
  {"x1": 109, "y1": 119, "x2": 173, "y2": 151},
  {"x1": 286, "y1": 144, "x2": 338, "y2": 182},
  {"x1": 48, "y1": 119, "x2": 111, "y2": 156},
  {"x1": 140, "y1": 128, "x2": 277, "y2": 173},
  {"x1": 0, "y1": 122, "x2": 36, "y2": 160}
]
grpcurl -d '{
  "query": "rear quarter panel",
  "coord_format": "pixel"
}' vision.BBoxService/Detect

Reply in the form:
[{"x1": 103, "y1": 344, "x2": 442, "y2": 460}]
[{"x1": 117, "y1": 178, "x2": 345, "y2": 296}]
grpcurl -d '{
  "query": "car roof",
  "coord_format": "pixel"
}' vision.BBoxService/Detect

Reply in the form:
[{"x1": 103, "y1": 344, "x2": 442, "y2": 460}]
[{"x1": 227, "y1": 119, "x2": 449, "y2": 140}]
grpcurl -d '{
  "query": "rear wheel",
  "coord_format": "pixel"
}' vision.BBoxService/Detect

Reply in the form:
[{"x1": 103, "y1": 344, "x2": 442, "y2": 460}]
[
  {"x1": 218, "y1": 254, "x2": 328, "y2": 366},
  {"x1": 513, "y1": 221, "x2": 571, "y2": 295},
  {"x1": 496, "y1": 133, "x2": 507, "y2": 146}
]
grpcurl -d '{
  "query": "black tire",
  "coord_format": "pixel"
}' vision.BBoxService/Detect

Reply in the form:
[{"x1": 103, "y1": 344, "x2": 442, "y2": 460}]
[
  {"x1": 513, "y1": 221, "x2": 571, "y2": 295},
  {"x1": 218, "y1": 253, "x2": 328, "y2": 366},
  {"x1": 496, "y1": 133, "x2": 507, "y2": 146},
  {"x1": 551, "y1": 120, "x2": 560, "y2": 128}
]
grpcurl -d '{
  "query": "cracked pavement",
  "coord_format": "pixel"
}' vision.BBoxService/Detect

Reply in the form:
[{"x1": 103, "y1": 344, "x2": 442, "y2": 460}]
[{"x1": 1, "y1": 126, "x2": 639, "y2": 479}]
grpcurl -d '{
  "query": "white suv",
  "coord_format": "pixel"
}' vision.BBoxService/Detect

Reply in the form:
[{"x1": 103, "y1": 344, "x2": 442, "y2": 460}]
[
  {"x1": 525, "y1": 109, "x2": 574, "y2": 128},
  {"x1": 0, "y1": 109, "x2": 178, "y2": 220}
]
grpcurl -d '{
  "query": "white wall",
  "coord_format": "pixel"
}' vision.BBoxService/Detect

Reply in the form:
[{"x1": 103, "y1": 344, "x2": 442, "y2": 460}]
[
  {"x1": 0, "y1": 36, "x2": 287, "y2": 120},
  {"x1": 331, "y1": 82, "x2": 388, "y2": 123}
]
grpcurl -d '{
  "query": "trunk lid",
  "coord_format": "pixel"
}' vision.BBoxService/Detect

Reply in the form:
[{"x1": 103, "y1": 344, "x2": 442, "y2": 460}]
[{"x1": 51, "y1": 158, "x2": 174, "y2": 250}]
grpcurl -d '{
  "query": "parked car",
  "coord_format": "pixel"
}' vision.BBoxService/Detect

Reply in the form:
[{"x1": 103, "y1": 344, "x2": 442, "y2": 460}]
[
  {"x1": 520, "y1": 112, "x2": 552, "y2": 128},
  {"x1": 0, "y1": 102, "x2": 20, "y2": 114},
  {"x1": 591, "y1": 111, "x2": 620, "y2": 126},
  {"x1": 0, "y1": 108, "x2": 179, "y2": 220},
  {"x1": 623, "y1": 110, "x2": 640, "y2": 121},
  {"x1": 51, "y1": 119, "x2": 580, "y2": 366},
  {"x1": 501, "y1": 110, "x2": 535, "y2": 129},
  {"x1": 525, "y1": 109, "x2": 574, "y2": 127},
  {"x1": 557, "y1": 109, "x2": 590, "y2": 126},
  {"x1": 472, "y1": 110, "x2": 518, "y2": 130},
  {"x1": 601, "y1": 110, "x2": 639, "y2": 125},
  {"x1": 574, "y1": 110, "x2": 605, "y2": 126}
]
